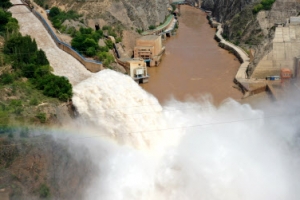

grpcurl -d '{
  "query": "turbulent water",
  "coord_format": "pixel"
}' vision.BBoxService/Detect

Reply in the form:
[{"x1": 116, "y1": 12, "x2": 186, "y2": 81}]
[{"x1": 72, "y1": 70, "x2": 300, "y2": 200}]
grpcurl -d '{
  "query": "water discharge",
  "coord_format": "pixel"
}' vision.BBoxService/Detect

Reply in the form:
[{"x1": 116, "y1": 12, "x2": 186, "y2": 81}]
[{"x1": 72, "y1": 70, "x2": 300, "y2": 200}]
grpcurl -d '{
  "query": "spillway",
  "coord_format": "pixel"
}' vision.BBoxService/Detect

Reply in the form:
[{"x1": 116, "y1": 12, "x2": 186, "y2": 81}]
[{"x1": 9, "y1": 0, "x2": 92, "y2": 85}]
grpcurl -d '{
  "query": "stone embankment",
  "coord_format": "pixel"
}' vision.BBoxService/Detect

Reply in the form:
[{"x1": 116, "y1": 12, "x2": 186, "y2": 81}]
[{"x1": 208, "y1": 16, "x2": 267, "y2": 95}]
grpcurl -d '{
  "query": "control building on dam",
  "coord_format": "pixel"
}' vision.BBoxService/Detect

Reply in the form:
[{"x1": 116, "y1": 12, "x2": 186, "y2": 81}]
[{"x1": 134, "y1": 35, "x2": 165, "y2": 67}]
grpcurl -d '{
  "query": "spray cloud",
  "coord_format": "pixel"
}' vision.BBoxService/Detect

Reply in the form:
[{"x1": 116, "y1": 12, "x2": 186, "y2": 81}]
[{"x1": 70, "y1": 70, "x2": 300, "y2": 200}]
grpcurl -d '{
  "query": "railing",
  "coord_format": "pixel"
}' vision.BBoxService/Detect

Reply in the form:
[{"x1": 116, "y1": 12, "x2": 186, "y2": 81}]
[
  {"x1": 25, "y1": 3, "x2": 103, "y2": 72},
  {"x1": 142, "y1": 15, "x2": 174, "y2": 35}
]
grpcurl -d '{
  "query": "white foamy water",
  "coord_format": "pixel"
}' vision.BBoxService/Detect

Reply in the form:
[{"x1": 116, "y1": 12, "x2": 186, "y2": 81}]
[
  {"x1": 72, "y1": 70, "x2": 300, "y2": 200},
  {"x1": 73, "y1": 70, "x2": 169, "y2": 149}
]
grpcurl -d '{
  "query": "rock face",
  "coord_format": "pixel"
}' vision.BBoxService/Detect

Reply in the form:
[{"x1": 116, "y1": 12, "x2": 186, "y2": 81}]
[
  {"x1": 201, "y1": 0, "x2": 300, "y2": 76},
  {"x1": 201, "y1": 0, "x2": 256, "y2": 22},
  {"x1": 46, "y1": 0, "x2": 170, "y2": 30}
]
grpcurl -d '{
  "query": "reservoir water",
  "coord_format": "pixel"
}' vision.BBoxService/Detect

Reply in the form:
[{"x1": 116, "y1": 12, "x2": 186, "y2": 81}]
[{"x1": 142, "y1": 6, "x2": 243, "y2": 104}]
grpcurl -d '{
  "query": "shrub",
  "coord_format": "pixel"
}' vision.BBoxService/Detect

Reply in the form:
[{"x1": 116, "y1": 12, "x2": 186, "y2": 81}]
[
  {"x1": 0, "y1": 0, "x2": 12, "y2": 9},
  {"x1": 253, "y1": 0, "x2": 275, "y2": 14},
  {"x1": 29, "y1": 98, "x2": 38, "y2": 106},
  {"x1": 116, "y1": 37, "x2": 122, "y2": 43},
  {"x1": 86, "y1": 47, "x2": 96, "y2": 57},
  {"x1": 80, "y1": 27, "x2": 93, "y2": 34},
  {"x1": 39, "y1": 184, "x2": 50, "y2": 198},
  {"x1": 149, "y1": 25, "x2": 156, "y2": 30},
  {"x1": 171, "y1": 4, "x2": 177, "y2": 11},
  {"x1": 71, "y1": 28, "x2": 104, "y2": 56},
  {"x1": 35, "y1": 74, "x2": 72, "y2": 101},
  {"x1": 0, "y1": 72, "x2": 14, "y2": 84},
  {"x1": 0, "y1": 9, "x2": 10, "y2": 31},
  {"x1": 105, "y1": 39, "x2": 114, "y2": 49},
  {"x1": 102, "y1": 25, "x2": 111, "y2": 30},
  {"x1": 49, "y1": 7, "x2": 60, "y2": 18},
  {"x1": 9, "y1": 100, "x2": 23, "y2": 115},
  {"x1": 3, "y1": 32, "x2": 73, "y2": 101},
  {"x1": 97, "y1": 52, "x2": 114, "y2": 67},
  {"x1": 136, "y1": 28, "x2": 143, "y2": 34},
  {"x1": 49, "y1": 8, "x2": 82, "y2": 30},
  {"x1": 36, "y1": 113, "x2": 46, "y2": 123}
]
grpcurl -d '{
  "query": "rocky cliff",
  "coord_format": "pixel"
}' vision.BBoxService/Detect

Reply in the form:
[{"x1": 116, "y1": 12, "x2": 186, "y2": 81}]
[
  {"x1": 44, "y1": 0, "x2": 170, "y2": 30},
  {"x1": 201, "y1": 0, "x2": 256, "y2": 22},
  {"x1": 201, "y1": 0, "x2": 300, "y2": 76}
]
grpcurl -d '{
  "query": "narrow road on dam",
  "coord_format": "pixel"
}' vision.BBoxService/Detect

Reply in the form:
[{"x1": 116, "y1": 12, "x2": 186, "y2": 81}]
[
  {"x1": 142, "y1": 6, "x2": 243, "y2": 104},
  {"x1": 9, "y1": 0, "x2": 92, "y2": 86}
]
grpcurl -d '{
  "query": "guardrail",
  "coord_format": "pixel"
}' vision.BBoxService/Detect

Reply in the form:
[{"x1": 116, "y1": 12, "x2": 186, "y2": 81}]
[
  {"x1": 206, "y1": 15, "x2": 253, "y2": 91},
  {"x1": 30, "y1": 7, "x2": 103, "y2": 72},
  {"x1": 142, "y1": 15, "x2": 174, "y2": 35}
]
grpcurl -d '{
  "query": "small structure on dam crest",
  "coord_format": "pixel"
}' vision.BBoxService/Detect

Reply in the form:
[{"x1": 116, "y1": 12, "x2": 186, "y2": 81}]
[
  {"x1": 134, "y1": 35, "x2": 165, "y2": 67},
  {"x1": 118, "y1": 58, "x2": 149, "y2": 84}
]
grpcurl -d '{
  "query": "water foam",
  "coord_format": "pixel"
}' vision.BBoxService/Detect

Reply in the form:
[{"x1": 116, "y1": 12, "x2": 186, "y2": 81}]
[
  {"x1": 72, "y1": 70, "x2": 168, "y2": 149},
  {"x1": 72, "y1": 70, "x2": 300, "y2": 200}
]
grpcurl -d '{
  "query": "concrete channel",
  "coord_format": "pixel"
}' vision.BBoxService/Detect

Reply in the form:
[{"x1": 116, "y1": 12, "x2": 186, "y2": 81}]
[{"x1": 9, "y1": 0, "x2": 93, "y2": 86}]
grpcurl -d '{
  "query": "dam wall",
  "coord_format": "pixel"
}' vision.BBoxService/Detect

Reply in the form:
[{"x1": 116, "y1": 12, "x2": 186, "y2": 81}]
[{"x1": 31, "y1": 8, "x2": 104, "y2": 72}]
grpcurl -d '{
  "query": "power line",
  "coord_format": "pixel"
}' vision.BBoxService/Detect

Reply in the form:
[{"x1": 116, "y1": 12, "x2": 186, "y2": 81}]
[
  {"x1": 0, "y1": 111, "x2": 299, "y2": 148},
  {"x1": 0, "y1": 103, "x2": 221, "y2": 121}
]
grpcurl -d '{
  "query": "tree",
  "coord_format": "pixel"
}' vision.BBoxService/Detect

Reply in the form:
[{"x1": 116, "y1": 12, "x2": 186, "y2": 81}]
[
  {"x1": 39, "y1": 184, "x2": 50, "y2": 198},
  {"x1": 0, "y1": 9, "x2": 10, "y2": 31},
  {"x1": 35, "y1": 50, "x2": 49, "y2": 66},
  {"x1": 82, "y1": 38, "x2": 97, "y2": 49},
  {"x1": 149, "y1": 25, "x2": 156, "y2": 30},
  {"x1": 5, "y1": 18, "x2": 19, "y2": 33},
  {"x1": 105, "y1": 40, "x2": 114, "y2": 49},
  {"x1": 86, "y1": 47, "x2": 96, "y2": 57},
  {"x1": 22, "y1": 63, "x2": 37, "y2": 78},
  {"x1": 49, "y1": 7, "x2": 60, "y2": 18},
  {"x1": 98, "y1": 52, "x2": 114, "y2": 67},
  {"x1": 0, "y1": 0, "x2": 12, "y2": 10},
  {"x1": 0, "y1": 72, "x2": 14, "y2": 84}
]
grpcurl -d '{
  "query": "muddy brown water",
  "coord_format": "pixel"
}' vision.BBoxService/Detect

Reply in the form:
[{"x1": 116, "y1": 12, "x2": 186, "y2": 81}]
[{"x1": 142, "y1": 6, "x2": 243, "y2": 105}]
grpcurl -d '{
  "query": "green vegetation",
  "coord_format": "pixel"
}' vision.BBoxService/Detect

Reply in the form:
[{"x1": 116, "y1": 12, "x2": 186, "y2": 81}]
[
  {"x1": 70, "y1": 26, "x2": 118, "y2": 67},
  {"x1": 0, "y1": 9, "x2": 18, "y2": 34},
  {"x1": 36, "y1": 112, "x2": 46, "y2": 123},
  {"x1": 102, "y1": 25, "x2": 123, "y2": 42},
  {"x1": 71, "y1": 27, "x2": 103, "y2": 56},
  {"x1": 171, "y1": 4, "x2": 177, "y2": 12},
  {"x1": 3, "y1": 33, "x2": 72, "y2": 101},
  {"x1": 0, "y1": 0, "x2": 12, "y2": 10},
  {"x1": 39, "y1": 184, "x2": 51, "y2": 198},
  {"x1": 148, "y1": 25, "x2": 156, "y2": 30},
  {"x1": 0, "y1": 8, "x2": 71, "y2": 126},
  {"x1": 253, "y1": 0, "x2": 276, "y2": 14},
  {"x1": 136, "y1": 28, "x2": 143, "y2": 34},
  {"x1": 174, "y1": 22, "x2": 178, "y2": 29},
  {"x1": 47, "y1": 7, "x2": 122, "y2": 67},
  {"x1": 0, "y1": 80, "x2": 62, "y2": 125},
  {"x1": 49, "y1": 7, "x2": 82, "y2": 29},
  {"x1": 97, "y1": 52, "x2": 114, "y2": 67}
]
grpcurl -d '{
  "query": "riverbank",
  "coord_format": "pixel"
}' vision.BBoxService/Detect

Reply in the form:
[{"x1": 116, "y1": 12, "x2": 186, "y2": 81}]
[
  {"x1": 142, "y1": 5, "x2": 243, "y2": 105},
  {"x1": 208, "y1": 15, "x2": 273, "y2": 98}
]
